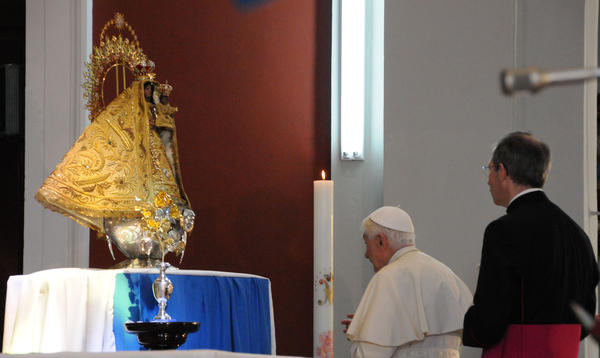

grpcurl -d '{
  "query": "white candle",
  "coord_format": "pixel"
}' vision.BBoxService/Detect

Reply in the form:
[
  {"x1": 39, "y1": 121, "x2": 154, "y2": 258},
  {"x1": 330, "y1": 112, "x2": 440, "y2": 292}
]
[{"x1": 314, "y1": 170, "x2": 333, "y2": 358}]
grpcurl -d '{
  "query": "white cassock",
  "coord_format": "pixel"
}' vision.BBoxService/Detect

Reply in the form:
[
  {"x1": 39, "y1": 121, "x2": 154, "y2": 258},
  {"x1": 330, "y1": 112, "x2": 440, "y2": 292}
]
[{"x1": 346, "y1": 246, "x2": 473, "y2": 358}]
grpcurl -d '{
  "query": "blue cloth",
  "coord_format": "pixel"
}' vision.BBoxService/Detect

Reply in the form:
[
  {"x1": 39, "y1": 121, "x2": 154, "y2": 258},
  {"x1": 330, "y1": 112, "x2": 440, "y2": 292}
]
[{"x1": 113, "y1": 273, "x2": 272, "y2": 353}]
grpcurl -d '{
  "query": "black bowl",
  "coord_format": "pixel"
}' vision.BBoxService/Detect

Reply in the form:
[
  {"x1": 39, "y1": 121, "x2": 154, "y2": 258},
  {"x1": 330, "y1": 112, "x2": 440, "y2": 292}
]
[{"x1": 125, "y1": 321, "x2": 200, "y2": 350}]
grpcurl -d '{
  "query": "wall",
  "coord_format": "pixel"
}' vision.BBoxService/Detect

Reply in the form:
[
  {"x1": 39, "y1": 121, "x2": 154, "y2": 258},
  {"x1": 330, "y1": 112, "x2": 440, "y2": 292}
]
[
  {"x1": 383, "y1": 1, "x2": 596, "y2": 358},
  {"x1": 90, "y1": 1, "x2": 330, "y2": 356},
  {"x1": 24, "y1": 0, "x2": 91, "y2": 274}
]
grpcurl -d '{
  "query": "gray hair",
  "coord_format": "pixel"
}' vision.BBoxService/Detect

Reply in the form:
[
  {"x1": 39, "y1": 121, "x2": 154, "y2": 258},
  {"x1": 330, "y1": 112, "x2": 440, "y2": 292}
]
[{"x1": 362, "y1": 218, "x2": 415, "y2": 249}]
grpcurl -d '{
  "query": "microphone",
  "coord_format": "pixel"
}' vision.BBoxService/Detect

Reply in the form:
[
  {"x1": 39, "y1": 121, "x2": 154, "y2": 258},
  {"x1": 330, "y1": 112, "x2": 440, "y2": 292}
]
[
  {"x1": 570, "y1": 302, "x2": 595, "y2": 331},
  {"x1": 501, "y1": 67, "x2": 600, "y2": 95}
]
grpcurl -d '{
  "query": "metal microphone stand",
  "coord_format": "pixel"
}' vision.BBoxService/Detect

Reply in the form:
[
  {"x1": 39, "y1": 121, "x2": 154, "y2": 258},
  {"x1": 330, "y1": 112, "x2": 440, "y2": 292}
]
[{"x1": 501, "y1": 67, "x2": 600, "y2": 95}]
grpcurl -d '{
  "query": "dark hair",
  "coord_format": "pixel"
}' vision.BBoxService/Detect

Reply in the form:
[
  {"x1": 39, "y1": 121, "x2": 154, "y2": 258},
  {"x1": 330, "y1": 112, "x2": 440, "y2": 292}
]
[{"x1": 491, "y1": 131, "x2": 551, "y2": 188}]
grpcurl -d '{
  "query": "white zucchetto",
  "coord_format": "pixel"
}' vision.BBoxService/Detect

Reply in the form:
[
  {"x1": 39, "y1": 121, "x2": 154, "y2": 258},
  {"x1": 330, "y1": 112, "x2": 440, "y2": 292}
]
[{"x1": 366, "y1": 206, "x2": 415, "y2": 233}]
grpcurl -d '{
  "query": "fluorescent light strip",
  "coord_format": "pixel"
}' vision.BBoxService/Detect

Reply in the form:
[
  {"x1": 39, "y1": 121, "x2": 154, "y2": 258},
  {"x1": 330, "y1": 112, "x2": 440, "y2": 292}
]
[{"x1": 340, "y1": 0, "x2": 365, "y2": 160}]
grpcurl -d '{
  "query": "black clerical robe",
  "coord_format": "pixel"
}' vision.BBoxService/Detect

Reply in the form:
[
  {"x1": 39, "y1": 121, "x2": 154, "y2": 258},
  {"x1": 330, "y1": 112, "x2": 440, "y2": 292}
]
[{"x1": 463, "y1": 191, "x2": 599, "y2": 347}]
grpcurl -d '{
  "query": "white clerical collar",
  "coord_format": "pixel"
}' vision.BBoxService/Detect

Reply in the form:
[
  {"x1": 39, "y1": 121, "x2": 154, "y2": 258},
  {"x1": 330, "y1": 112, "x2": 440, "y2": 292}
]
[
  {"x1": 388, "y1": 245, "x2": 418, "y2": 265},
  {"x1": 508, "y1": 187, "x2": 543, "y2": 206}
]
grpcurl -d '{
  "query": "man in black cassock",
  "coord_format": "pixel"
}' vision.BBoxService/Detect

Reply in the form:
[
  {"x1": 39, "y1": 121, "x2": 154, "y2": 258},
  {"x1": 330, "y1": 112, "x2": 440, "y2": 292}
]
[{"x1": 463, "y1": 131, "x2": 598, "y2": 348}]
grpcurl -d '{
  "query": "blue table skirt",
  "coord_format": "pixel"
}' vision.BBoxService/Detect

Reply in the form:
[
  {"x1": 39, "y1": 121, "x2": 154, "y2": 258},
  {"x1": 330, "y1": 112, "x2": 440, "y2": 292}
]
[{"x1": 113, "y1": 273, "x2": 272, "y2": 353}]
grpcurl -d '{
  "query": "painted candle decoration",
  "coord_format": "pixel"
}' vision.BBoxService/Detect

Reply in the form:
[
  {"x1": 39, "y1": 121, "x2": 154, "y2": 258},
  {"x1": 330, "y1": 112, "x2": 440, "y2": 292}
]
[{"x1": 314, "y1": 170, "x2": 333, "y2": 358}]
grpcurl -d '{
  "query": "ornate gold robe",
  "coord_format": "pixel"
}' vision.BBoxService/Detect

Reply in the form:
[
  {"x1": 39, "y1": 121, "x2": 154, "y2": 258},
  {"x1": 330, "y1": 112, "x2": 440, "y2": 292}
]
[{"x1": 36, "y1": 80, "x2": 190, "y2": 232}]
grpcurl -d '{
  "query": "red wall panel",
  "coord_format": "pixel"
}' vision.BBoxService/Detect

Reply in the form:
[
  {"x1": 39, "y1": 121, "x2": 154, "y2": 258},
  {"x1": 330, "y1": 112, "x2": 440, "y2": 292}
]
[{"x1": 90, "y1": 1, "x2": 330, "y2": 356}]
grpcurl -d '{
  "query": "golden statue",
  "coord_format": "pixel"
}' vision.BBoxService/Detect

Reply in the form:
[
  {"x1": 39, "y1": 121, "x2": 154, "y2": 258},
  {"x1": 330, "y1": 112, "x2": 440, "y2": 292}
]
[{"x1": 35, "y1": 13, "x2": 194, "y2": 267}]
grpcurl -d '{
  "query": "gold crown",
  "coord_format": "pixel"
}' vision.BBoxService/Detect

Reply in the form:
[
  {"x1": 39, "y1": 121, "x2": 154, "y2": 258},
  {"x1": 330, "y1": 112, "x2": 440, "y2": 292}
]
[
  {"x1": 134, "y1": 60, "x2": 156, "y2": 81},
  {"x1": 158, "y1": 81, "x2": 173, "y2": 96},
  {"x1": 83, "y1": 12, "x2": 157, "y2": 121}
]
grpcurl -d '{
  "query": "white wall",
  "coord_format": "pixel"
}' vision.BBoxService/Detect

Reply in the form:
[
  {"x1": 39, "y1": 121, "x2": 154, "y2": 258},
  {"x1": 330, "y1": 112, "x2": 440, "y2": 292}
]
[
  {"x1": 24, "y1": 0, "x2": 92, "y2": 273},
  {"x1": 383, "y1": 1, "x2": 597, "y2": 358}
]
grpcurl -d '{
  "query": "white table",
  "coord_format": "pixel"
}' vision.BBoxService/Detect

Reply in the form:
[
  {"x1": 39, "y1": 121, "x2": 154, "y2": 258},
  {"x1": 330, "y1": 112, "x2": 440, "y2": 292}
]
[{"x1": 3, "y1": 268, "x2": 275, "y2": 354}]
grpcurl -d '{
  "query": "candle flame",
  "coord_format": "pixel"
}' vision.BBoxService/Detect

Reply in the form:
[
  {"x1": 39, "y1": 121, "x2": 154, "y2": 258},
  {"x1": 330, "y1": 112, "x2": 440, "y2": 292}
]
[{"x1": 321, "y1": 170, "x2": 326, "y2": 180}]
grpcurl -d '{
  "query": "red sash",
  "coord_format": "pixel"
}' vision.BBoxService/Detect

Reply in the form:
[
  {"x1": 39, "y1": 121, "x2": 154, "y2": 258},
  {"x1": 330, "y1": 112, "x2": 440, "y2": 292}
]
[
  {"x1": 482, "y1": 279, "x2": 581, "y2": 358},
  {"x1": 481, "y1": 324, "x2": 581, "y2": 358}
]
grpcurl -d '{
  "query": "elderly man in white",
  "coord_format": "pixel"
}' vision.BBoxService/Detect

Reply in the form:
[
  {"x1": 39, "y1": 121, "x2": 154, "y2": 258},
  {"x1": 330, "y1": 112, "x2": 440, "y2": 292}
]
[{"x1": 344, "y1": 206, "x2": 472, "y2": 358}]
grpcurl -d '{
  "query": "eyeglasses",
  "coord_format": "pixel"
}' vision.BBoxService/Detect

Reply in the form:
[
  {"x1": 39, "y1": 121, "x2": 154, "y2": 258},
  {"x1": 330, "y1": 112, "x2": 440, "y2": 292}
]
[{"x1": 481, "y1": 164, "x2": 494, "y2": 176}]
